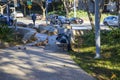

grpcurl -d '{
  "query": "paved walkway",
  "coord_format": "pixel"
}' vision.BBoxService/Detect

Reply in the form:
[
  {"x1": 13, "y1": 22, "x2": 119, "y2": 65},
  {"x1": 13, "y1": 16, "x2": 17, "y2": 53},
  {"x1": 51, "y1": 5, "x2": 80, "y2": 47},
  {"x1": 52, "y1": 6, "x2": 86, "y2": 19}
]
[{"x1": 0, "y1": 36, "x2": 96, "y2": 80}]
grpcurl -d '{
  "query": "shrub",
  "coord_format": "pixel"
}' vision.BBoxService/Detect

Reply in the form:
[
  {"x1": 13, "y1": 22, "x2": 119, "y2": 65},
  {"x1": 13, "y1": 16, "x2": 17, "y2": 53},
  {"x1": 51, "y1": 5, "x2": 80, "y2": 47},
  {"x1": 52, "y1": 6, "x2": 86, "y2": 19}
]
[
  {"x1": 0, "y1": 24, "x2": 15, "y2": 42},
  {"x1": 48, "y1": 10, "x2": 66, "y2": 16},
  {"x1": 68, "y1": 10, "x2": 88, "y2": 18}
]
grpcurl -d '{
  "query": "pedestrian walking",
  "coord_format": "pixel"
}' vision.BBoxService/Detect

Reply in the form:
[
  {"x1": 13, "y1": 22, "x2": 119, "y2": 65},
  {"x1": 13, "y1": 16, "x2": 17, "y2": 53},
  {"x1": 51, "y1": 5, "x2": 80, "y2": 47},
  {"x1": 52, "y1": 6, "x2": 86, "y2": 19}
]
[{"x1": 31, "y1": 13, "x2": 36, "y2": 26}]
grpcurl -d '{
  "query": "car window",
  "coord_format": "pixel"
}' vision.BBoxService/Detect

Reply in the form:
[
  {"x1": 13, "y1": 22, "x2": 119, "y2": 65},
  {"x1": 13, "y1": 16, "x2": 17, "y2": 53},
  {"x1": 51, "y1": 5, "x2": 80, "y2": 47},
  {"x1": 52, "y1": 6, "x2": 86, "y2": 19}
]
[
  {"x1": 106, "y1": 17, "x2": 111, "y2": 19},
  {"x1": 58, "y1": 16, "x2": 66, "y2": 19},
  {"x1": 111, "y1": 17, "x2": 117, "y2": 20}
]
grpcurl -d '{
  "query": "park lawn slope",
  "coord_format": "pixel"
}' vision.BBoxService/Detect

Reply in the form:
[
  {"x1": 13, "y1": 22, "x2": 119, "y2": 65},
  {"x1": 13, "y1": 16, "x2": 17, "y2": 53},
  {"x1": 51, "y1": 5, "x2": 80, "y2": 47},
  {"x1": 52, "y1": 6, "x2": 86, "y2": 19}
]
[{"x1": 70, "y1": 29, "x2": 120, "y2": 80}]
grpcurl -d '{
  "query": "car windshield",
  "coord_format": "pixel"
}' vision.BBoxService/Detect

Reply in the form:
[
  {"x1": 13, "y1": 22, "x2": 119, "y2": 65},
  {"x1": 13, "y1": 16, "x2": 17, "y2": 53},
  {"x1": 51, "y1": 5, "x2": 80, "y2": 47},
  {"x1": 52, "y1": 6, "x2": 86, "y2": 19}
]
[
  {"x1": 107, "y1": 16, "x2": 117, "y2": 20},
  {"x1": 58, "y1": 16, "x2": 66, "y2": 19},
  {"x1": 112, "y1": 17, "x2": 117, "y2": 20}
]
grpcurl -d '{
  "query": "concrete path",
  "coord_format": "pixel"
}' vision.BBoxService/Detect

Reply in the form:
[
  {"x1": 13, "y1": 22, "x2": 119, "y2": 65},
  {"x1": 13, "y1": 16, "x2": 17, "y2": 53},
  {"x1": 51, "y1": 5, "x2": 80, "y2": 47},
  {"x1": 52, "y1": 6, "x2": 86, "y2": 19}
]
[{"x1": 0, "y1": 36, "x2": 96, "y2": 80}]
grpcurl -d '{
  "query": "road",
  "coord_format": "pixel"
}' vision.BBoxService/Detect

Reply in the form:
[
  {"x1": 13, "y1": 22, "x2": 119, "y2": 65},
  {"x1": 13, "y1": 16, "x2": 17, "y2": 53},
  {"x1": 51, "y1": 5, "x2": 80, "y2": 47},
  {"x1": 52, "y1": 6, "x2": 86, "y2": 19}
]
[
  {"x1": 16, "y1": 17, "x2": 47, "y2": 29},
  {"x1": 17, "y1": 17, "x2": 47, "y2": 26},
  {"x1": 71, "y1": 22, "x2": 110, "y2": 30},
  {"x1": 16, "y1": 17, "x2": 110, "y2": 30}
]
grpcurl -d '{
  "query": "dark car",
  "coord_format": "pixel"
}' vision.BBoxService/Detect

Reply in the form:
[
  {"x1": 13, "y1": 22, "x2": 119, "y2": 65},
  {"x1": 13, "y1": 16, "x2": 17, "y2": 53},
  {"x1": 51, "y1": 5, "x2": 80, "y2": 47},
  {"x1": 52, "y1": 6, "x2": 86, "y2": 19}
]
[
  {"x1": 0, "y1": 14, "x2": 13, "y2": 26},
  {"x1": 69, "y1": 17, "x2": 83, "y2": 24},
  {"x1": 57, "y1": 16, "x2": 70, "y2": 24}
]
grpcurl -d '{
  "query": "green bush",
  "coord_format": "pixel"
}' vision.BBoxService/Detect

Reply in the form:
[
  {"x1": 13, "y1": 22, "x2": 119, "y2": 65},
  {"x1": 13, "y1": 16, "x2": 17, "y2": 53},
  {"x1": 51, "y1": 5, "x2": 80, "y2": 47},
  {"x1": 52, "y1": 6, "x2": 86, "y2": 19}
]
[
  {"x1": 72, "y1": 29, "x2": 120, "y2": 80},
  {"x1": 107, "y1": 28, "x2": 120, "y2": 45},
  {"x1": 68, "y1": 10, "x2": 112, "y2": 22},
  {"x1": 80, "y1": 31, "x2": 95, "y2": 46},
  {"x1": 80, "y1": 28, "x2": 120, "y2": 46},
  {"x1": 48, "y1": 10, "x2": 66, "y2": 16},
  {"x1": 0, "y1": 24, "x2": 15, "y2": 42},
  {"x1": 68, "y1": 10, "x2": 88, "y2": 18}
]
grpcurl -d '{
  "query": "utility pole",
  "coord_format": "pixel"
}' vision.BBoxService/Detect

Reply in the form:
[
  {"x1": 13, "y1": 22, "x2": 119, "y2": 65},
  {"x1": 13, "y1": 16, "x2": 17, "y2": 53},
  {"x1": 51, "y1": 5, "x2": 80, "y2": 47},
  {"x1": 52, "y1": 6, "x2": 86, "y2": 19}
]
[
  {"x1": 13, "y1": 0, "x2": 17, "y2": 15},
  {"x1": 95, "y1": 0, "x2": 100, "y2": 58},
  {"x1": 14, "y1": 0, "x2": 17, "y2": 30},
  {"x1": 74, "y1": 0, "x2": 76, "y2": 18},
  {"x1": 46, "y1": 0, "x2": 52, "y2": 25},
  {"x1": 6, "y1": 2, "x2": 10, "y2": 26},
  {"x1": 45, "y1": 0, "x2": 48, "y2": 25}
]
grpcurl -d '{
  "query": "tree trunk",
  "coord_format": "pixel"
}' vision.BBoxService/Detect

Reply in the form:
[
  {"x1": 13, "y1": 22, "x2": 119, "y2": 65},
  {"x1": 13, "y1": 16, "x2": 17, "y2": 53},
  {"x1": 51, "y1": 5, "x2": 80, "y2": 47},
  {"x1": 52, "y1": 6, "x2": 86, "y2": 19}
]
[
  {"x1": 42, "y1": 9, "x2": 46, "y2": 20},
  {"x1": 51, "y1": 1, "x2": 55, "y2": 11},
  {"x1": 84, "y1": 1, "x2": 94, "y2": 31},
  {"x1": 0, "y1": 7, "x2": 4, "y2": 14},
  {"x1": 23, "y1": 4, "x2": 26, "y2": 16},
  {"x1": 23, "y1": 4, "x2": 27, "y2": 16},
  {"x1": 63, "y1": 1, "x2": 69, "y2": 17},
  {"x1": 36, "y1": 1, "x2": 46, "y2": 20},
  {"x1": 0, "y1": 6, "x2": 5, "y2": 14}
]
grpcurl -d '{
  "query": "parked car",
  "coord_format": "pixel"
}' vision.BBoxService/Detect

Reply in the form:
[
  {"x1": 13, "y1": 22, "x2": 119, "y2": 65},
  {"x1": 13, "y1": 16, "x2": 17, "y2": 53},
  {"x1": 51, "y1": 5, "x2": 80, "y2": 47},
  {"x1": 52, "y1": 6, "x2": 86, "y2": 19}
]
[
  {"x1": 16, "y1": 11, "x2": 24, "y2": 18},
  {"x1": 35, "y1": 14, "x2": 42, "y2": 20},
  {"x1": 69, "y1": 17, "x2": 84, "y2": 24},
  {"x1": 58, "y1": 16, "x2": 70, "y2": 24},
  {"x1": 103, "y1": 16, "x2": 118, "y2": 26},
  {"x1": 0, "y1": 14, "x2": 13, "y2": 26},
  {"x1": 47, "y1": 14, "x2": 58, "y2": 21}
]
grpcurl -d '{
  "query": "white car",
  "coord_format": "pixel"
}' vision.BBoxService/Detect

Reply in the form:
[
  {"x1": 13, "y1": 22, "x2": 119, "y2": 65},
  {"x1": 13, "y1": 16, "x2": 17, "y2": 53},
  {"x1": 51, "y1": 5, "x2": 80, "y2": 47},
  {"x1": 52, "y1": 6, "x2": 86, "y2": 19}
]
[
  {"x1": 16, "y1": 11, "x2": 24, "y2": 18},
  {"x1": 103, "y1": 16, "x2": 118, "y2": 26}
]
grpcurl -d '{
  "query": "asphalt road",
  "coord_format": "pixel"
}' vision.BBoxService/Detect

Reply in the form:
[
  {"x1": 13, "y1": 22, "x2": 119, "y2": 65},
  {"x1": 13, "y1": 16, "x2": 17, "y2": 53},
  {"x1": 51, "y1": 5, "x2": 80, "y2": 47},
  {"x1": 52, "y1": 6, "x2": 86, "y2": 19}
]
[
  {"x1": 17, "y1": 17, "x2": 47, "y2": 26},
  {"x1": 17, "y1": 17, "x2": 110, "y2": 30}
]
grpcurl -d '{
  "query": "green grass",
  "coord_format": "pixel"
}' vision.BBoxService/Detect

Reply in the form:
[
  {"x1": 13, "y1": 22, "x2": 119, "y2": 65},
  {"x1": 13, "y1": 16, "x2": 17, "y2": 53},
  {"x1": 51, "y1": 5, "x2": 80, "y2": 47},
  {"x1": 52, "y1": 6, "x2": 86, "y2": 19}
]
[
  {"x1": 49, "y1": 10, "x2": 114, "y2": 23},
  {"x1": 70, "y1": 30, "x2": 120, "y2": 80},
  {"x1": 68, "y1": 10, "x2": 114, "y2": 22}
]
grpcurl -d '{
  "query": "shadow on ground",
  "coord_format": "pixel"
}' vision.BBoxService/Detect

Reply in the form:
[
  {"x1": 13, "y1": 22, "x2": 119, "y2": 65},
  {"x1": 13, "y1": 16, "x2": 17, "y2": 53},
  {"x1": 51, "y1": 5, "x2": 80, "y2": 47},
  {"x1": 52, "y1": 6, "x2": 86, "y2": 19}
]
[{"x1": 0, "y1": 44, "x2": 96, "y2": 80}]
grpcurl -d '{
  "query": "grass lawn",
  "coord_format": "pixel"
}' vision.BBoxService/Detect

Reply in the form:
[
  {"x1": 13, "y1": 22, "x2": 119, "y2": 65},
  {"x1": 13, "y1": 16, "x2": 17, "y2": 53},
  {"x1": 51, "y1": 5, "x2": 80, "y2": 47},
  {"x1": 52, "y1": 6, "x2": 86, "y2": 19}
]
[
  {"x1": 70, "y1": 30, "x2": 120, "y2": 80},
  {"x1": 68, "y1": 10, "x2": 113, "y2": 22}
]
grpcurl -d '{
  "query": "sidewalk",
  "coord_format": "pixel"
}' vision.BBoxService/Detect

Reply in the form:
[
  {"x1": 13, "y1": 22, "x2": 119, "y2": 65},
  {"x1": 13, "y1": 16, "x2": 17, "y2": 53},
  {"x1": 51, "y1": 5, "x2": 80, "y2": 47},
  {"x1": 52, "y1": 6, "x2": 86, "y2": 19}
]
[{"x1": 0, "y1": 36, "x2": 96, "y2": 80}]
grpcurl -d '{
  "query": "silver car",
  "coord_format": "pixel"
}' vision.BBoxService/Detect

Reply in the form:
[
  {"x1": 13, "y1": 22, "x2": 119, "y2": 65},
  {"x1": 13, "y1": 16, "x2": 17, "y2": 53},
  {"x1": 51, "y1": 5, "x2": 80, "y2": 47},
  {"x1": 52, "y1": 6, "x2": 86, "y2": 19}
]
[{"x1": 103, "y1": 16, "x2": 118, "y2": 26}]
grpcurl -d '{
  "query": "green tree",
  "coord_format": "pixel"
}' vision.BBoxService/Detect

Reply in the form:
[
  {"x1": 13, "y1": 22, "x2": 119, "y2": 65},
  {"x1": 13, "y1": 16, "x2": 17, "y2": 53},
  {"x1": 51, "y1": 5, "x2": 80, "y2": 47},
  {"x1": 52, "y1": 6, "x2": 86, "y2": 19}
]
[
  {"x1": 60, "y1": 0, "x2": 73, "y2": 17},
  {"x1": 0, "y1": 0, "x2": 12, "y2": 14},
  {"x1": 32, "y1": 0, "x2": 46, "y2": 19}
]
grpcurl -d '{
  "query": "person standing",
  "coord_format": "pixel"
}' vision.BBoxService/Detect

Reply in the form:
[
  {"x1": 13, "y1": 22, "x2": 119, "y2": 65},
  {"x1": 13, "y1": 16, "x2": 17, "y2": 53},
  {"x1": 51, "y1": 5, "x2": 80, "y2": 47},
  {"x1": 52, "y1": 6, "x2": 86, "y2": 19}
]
[{"x1": 31, "y1": 13, "x2": 36, "y2": 26}]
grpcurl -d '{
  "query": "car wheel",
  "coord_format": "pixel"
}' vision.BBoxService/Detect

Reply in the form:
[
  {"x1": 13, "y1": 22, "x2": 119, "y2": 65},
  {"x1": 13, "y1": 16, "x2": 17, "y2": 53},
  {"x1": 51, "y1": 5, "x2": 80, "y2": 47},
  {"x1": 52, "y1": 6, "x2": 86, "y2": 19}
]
[
  {"x1": 104, "y1": 22, "x2": 108, "y2": 26},
  {"x1": 79, "y1": 20, "x2": 83, "y2": 24}
]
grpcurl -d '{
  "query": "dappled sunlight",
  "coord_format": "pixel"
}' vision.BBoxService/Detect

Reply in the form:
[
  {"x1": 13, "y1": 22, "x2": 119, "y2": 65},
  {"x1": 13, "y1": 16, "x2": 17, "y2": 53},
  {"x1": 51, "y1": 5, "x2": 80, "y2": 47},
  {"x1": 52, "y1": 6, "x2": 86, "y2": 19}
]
[
  {"x1": 0, "y1": 45, "x2": 94, "y2": 80},
  {"x1": 92, "y1": 61, "x2": 120, "y2": 71},
  {"x1": 73, "y1": 46, "x2": 95, "y2": 53},
  {"x1": 34, "y1": 65, "x2": 57, "y2": 73},
  {"x1": 0, "y1": 64, "x2": 26, "y2": 76},
  {"x1": 71, "y1": 45, "x2": 120, "y2": 80},
  {"x1": 80, "y1": 46, "x2": 95, "y2": 53}
]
